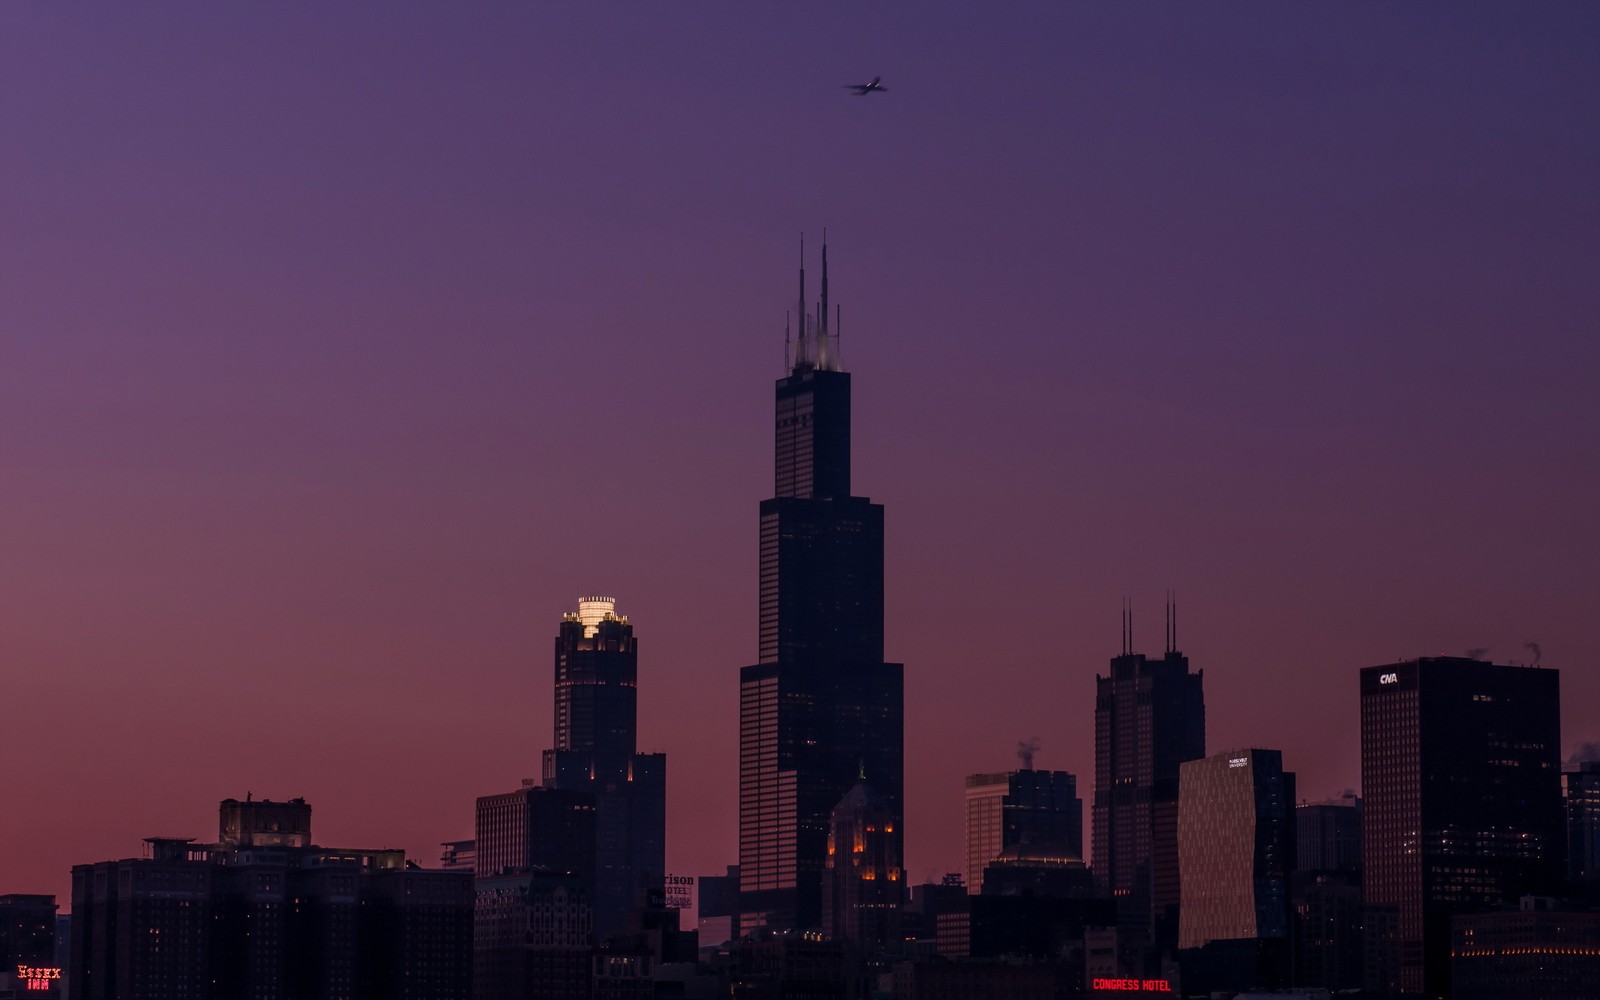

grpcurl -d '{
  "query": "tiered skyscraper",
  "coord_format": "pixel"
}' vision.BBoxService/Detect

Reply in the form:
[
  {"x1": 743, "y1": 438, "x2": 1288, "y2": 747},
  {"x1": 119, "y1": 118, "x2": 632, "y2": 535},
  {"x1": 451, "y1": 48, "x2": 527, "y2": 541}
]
[
  {"x1": 542, "y1": 596, "x2": 666, "y2": 939},
  {"x1": 1092, "y1": 600, "x2": 1205, "y2": 955},
  {"x1": 738, "y1": 241, "x2": 904, "y2": 934}
]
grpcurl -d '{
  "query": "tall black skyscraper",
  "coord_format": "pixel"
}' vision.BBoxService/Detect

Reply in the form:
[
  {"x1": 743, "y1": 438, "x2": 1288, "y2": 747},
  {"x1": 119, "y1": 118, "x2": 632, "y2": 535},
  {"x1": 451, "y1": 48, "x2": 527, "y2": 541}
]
[
  {"x1": 1092, "y1": 599, "x2": 1205, "y2": 956},
  {"x1": 1360, "y1": 656, "x2": 1563, "y2": 1000},
  {"x1": 739, "y1": 241, "x2": 904, "y2": 934},
  {"x1": 542, "y1": 596, "x2": 666, "y2": 939}
]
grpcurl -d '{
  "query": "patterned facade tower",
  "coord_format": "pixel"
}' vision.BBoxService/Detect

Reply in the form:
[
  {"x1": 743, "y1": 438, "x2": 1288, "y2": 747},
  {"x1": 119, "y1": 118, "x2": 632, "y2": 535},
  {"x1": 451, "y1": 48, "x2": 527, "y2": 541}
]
[
  {"x1": 1092, "y1": 600, "x2": 1205, "y2": 958},
  {"x1": 542, "y1": 597, "x2": 666, "y2": 941},
  {"x1": 739, "y1": 241, "x2": 904, "y2": 934},
  {"x1": 823, "y1": 783, "x2": 903, "y2": 950},
  {"x1": 1177, "y1": 748, "x2": 1296, "y2": 992}
]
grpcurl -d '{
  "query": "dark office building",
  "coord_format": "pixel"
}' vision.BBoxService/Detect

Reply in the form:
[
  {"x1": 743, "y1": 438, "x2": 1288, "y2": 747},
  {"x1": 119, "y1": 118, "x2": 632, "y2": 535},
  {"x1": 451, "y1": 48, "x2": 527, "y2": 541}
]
[
  {"x1": 1292, "y1": 794, "x2": 1364, "y2": 992},
  {"x1": 823, "y1": 782, "x2": 903, "y2": 951},
  {"x1": 697, "y1": 865, "x2": 740, "y2": 946},
  {"x1": 1092, "y1": 600, "x2": 1204, "y2": 953},
  {"x1": 1360, "y1": 656, "x2": 1564, "y2": 1000},
  {"x1": 473, "y1": 784, "x2": 597, "y2": 1000},
  {"x1": 1567, "y1": 761, "x2": 1600, "y2": 888},
  {"x1": 67, "y1": 798, "x2": 471, "y2": 1000},
  {"x1": 1297, "y1": 794, "x2": 1362, "y2": 876},
  {"x1": 1291, "y1": 872, "x2": 1364, "y2": 992},
  {"x1": 738, "y1": 242, "x2": 904, "y2": 934},
  {"x1": 0, "y1": 894, "x2": 56, "y2": 968},
  {"x1": 1, "y1": 894, "x2": 59, "y2": 999},
  {"x1": 964, "y1": 769, "x2": 1083, "y2": 895},
  {"x1": 474, "y1": 870, "x2": 593, "y2": 1000},
  {"x1": 475, "y1": 783, "x2": 597, "y2": 882},
  {"x1": 1177, "y1": 748, "x2": 1295, "y2": 992},
  {"x1": 542, "y1": 596, "x2": 667, "y2": 939},
  {"x1": 1452, "y1": 896, "x2": 1600, "y2": 1000}
]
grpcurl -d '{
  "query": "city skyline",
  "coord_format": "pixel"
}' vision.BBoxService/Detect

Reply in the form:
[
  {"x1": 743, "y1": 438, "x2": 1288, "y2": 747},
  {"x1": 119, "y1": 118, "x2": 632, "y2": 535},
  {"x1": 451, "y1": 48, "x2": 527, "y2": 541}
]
[{"x1": 3, "y1": 2, "x2": 1598, "y2": 918}]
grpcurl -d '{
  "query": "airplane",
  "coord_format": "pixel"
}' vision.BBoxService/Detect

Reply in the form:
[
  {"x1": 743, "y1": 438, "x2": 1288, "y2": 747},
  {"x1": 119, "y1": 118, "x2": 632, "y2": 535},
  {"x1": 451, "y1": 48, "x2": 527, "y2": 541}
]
[{"x1": 844, "y1": 76, "x2": 887, "y2": 96}]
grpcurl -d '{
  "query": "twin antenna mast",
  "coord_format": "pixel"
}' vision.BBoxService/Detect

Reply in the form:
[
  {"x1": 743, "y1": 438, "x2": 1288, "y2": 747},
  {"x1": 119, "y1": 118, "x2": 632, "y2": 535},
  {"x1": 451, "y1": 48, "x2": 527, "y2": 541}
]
[
  {"x1": 1120, "y1": 592, "x2": 1180, "y2": 656},
  {"x1": 786, "y1": 232, "x2": 841, "y2": 374}
]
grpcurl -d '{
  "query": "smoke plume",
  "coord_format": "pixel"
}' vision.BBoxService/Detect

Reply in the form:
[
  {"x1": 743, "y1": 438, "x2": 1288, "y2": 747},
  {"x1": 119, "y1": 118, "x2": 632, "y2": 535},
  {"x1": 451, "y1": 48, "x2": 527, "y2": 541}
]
[
  {"x1": 1568, "y1": 742, "x2": 1600, "y2": 766},
  {"x1": 1016, "y1": 737, "x2": 1041, "y2": 771}
]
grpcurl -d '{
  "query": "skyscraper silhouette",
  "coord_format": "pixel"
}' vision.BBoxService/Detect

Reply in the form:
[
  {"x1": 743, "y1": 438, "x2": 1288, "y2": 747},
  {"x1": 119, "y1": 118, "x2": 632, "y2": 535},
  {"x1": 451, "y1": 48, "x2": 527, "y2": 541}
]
[
  {"x1": 542, "y1": 596, "x2": 666, "y2": 940},
  {"x1": 1359, "y1": 656, "x2": 1563, "y2": 1000},
  {"x1": 738, "y1": 240, "x2": 904, "y2": 934},
  {"x1": 1092, "y1": 598, "x2": 1205, "y2": 958}
]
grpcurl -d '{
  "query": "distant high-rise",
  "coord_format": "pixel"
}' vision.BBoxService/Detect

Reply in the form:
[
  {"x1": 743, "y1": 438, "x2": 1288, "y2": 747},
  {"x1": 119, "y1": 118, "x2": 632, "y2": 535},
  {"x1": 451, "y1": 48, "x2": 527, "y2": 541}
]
[
  {"x1": 541, "y1": 596, "x2": 666, "y2": 939},
  {"x1": 1178, "y1": 748, "x2": 1295, "y2": 992},
  {"x1": 739, "y1": 240, "x2": 904, "y2": 934},
  {"x1": 1092, "y1": 599, "x2": 1205, "y2": 951},
  {"x1": 1292, "y1": 793, "x2": 1364, "y2": 993},
  {"x1": 1360, "y1": 657, "x2": 1563, "y2": 1000},
  {"x1": 1295, "y1": 794, "x2": 1362, "y2": 876},
  {"x1": 473, "y1": 783, "x2": 597, "y2": 1000},
  {"x1": 823, "y1": 782, "x2": 903, "y2": 951},
  {"x1": 1566, "y1": 760, "x2": 1600, "y2": 887},
  {"x1": 964, "y1": 769, "x2": 1083, "y2": 894},
  {"x1": 0, "y1": 894, "x2": 57, "y2": 974},
  {"x1": 68, "y1": 797, "x2": 471, "y2": 1000}
]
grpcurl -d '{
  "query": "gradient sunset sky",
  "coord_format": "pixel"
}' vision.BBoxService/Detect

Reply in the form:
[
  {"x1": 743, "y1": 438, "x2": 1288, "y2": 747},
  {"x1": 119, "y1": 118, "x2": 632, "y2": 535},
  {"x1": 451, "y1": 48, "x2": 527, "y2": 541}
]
[{"x1": 3, "y1": 3, "x2": 1597, "y2": 906}]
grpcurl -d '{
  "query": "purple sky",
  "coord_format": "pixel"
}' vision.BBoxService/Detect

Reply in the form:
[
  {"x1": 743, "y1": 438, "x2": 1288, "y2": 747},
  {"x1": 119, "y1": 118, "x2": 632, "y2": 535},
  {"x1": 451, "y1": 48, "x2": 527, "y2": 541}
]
[{"x1": 3, "y1": 3, "x2": 1597, "y2": 906}]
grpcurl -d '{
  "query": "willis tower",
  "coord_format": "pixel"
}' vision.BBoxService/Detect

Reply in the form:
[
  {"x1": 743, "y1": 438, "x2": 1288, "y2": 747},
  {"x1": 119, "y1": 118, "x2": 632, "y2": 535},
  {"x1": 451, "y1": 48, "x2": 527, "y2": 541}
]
[{"x1": 738, "y1": 240, "x2": 904, "y2": 934}]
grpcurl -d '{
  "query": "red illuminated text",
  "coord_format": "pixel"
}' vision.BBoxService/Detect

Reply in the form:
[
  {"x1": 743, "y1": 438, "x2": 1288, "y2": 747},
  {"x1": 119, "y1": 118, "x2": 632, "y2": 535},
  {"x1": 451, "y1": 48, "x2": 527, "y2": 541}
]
[
  {"x1": 16, "y1": 966, "x2": 63, "y2": 991},
  {"x1": 1092, "y1": 978, "x2": 1172, "y2": 992}
]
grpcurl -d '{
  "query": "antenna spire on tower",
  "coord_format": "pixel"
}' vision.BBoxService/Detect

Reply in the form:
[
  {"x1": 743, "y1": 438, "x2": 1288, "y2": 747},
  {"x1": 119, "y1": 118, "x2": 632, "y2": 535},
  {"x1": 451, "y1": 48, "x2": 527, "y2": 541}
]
[
  {"x1": 797, "y1": 234, "x2": 807, "y2": 369},
  {"x1": 821, "y1": 231, "x2": 829, "y2": 335}
]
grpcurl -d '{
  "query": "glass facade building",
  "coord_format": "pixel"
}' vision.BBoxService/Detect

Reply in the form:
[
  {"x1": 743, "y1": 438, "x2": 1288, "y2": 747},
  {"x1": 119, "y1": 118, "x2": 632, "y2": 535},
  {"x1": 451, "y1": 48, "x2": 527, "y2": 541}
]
[
  {"x1": 1359, "y1": 657, "x2": 1564, "y2": 1000},
  {"x1": 738, "y1": 244, "x2": 904, "y2": 934}
]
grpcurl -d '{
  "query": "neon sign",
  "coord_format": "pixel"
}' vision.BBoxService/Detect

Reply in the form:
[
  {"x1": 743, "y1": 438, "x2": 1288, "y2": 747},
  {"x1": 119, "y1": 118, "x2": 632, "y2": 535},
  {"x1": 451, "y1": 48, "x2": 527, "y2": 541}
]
[
  {"x1": 1092, "y1": 978, "x2": 1172, "y2": 992},
  {"x1": 16, "y1": 966, "x2": 63, "y2": 991},
  {"x1": 1379, "y1": 673, "x2": 1399, "y2": 684},
  {"x1": 1228, "y1": 757, "x2": 1249, "y2": 768}
]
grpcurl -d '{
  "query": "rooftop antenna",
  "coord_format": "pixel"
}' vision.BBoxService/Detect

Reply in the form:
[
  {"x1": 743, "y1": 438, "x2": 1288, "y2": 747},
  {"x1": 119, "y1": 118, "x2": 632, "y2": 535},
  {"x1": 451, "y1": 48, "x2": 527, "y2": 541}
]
[
  {"x1": 1164, "y1": 590, "x2": 1173, "y2": 654},
  {"x1": 797, "y1": 233, "x2": 807, "y2": 369},
  {"x1": 784, "y1": 311, "x2": 791, "y2": 371},
  {"x1": 1121, "y1": 599, "x2": 1131, "y2": 656},
  {"x1": 821, "y1": 231, "x2": 829, "y2": 335},
  {"x1": 1171, "y1": 590, "x2": 1178, "y2": 652},
  {"x1": 818, "y1": 232, "x2": 831, "y2": 369}
]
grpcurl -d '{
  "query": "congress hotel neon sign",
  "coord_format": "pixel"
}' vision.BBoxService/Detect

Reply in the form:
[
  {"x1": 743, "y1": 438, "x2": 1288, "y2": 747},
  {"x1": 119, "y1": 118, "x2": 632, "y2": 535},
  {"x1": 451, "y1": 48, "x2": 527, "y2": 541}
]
[{"x1": 1093, "y1": 978, "x2": 1172, "y2": 992}]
